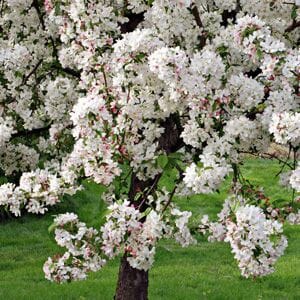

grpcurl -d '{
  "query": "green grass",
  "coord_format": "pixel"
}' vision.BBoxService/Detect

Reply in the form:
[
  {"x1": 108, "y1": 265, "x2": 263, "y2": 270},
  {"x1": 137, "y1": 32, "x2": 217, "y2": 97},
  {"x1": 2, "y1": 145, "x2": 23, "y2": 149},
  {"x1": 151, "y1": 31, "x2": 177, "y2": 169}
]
[{"x1": 0, "y1": 159, "x2": 300, "y2": 299}]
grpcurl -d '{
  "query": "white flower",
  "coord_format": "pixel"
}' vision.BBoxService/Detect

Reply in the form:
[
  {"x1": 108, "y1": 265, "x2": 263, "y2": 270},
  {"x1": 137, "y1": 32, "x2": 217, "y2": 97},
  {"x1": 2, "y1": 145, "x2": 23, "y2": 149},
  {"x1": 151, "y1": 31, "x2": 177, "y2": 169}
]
[
  {"x1": 290, "y1": 165, "x2": 300, "y2": 192},
  {"x1": 184, "y1": 155, "x2": 232, "y2": 194},
  {"x1": 269, "y1": 112, "x2": 300, "y2": 146},
  {"x1": 171, "y1": 208, "x2": 196, "y2": 247}
]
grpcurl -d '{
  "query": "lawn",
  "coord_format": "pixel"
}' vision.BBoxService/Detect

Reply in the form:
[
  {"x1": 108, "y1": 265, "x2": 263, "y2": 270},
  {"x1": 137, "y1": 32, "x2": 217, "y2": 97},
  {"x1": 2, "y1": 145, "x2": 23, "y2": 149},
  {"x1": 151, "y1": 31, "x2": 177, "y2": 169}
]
[{"x1": 0, "y1": 159, "x2": 299, "y2": 300}]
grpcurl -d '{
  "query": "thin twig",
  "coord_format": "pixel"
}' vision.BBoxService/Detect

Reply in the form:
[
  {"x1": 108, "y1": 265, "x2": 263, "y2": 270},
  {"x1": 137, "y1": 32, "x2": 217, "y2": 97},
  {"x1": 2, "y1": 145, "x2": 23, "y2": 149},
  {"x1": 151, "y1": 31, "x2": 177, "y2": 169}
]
[
  {"x1": 101, "y1": 66, "x2": 110, "y2": 97},
  {"x1": 0, "y1": 0, "x2": 4, "y2": 18},
  {"x1": 162, "y1": 171, "x2": 185, "y2": 213},
  {"x1": 22, "y1": 59, "x2": 43, "y2": 85},
  {"x1": 61, "y1": 67, "x2": 81, "y2": 78},
  {"x1": 11, "y1": 124, "x2": 52, "y2": 139},
  {"x1": 31, "y1": 0, "x2": 45, "y2": 30},
  {"x1": 275, "y1": 146, "x2": 292, "y2": 177},
  {"x1": 137, "y1": 174, "x2": 162, "y2": 210},
  {"x1": 241, "y1": 151, "x2": 294, "y2": 169},
  {"x1": 162, "y1": 185, "x2": 177, "y2": 213}
]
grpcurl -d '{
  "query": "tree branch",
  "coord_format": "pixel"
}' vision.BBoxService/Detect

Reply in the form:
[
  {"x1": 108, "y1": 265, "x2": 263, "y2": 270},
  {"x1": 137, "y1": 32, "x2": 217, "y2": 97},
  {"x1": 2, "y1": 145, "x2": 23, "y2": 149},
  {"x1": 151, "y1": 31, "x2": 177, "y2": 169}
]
[
  {"x1": 22, "y1": 59, "x2": 43, "y2": 85},
  {"x1": 221, "y1": 0, "x2": 241, "y2": 26},
  {"x1": 120, "y1": 12, "x2": 144, "y2": 34},
  {"x1": 31, "y1": 0, "x2": 81, "y2": 79},
  {"x1": 31, "y1": 0, "x2": 46, "y2": 30},
  {"x1": 158, "y1": 113, "x2": 184, "y2": 154},
  {"x1": 285, "y1": 20, "x2": 300, "y2": 33},
  {"x1": 191, "y1": 5, "x2": 207, "y2": 48},
  {"x1": 61, "y1": 67, "x2": 81, "y2": 78},
  {"x1": 11, "y1": 124, "x2": 52, "y2": 139},
  {"x1": 162, "y1": 171, "x2": 185, "y2": 213}
]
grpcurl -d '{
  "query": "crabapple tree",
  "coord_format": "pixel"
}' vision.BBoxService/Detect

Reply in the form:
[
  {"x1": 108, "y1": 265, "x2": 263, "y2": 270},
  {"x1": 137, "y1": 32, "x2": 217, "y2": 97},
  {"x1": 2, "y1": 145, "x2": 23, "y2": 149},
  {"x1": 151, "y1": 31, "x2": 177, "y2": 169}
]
[{"x1": 0, "y1": 0, "x2": 299, "y2": 299}]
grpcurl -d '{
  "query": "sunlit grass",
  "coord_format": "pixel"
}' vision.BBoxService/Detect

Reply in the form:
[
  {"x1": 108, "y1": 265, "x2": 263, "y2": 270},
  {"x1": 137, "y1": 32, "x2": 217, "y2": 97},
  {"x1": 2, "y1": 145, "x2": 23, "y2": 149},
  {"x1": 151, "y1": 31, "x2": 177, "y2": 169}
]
[{"x1": 0, "y1": 159, "x2": 299, "y2": 299}]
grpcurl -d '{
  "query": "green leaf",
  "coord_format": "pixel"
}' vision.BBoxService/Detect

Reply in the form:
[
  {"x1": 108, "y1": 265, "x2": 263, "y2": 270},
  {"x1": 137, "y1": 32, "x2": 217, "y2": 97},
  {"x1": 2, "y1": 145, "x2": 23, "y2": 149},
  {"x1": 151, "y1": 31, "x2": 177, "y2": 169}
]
[
  {"x1": 241, "y1": 26, "x2": 257, "y2": 39},
  {"x1": 48, "y1": 223, "x2": 57, "y2": 234},
  {"x1": 0, "y1": 176, "x2": 8, "y2": 185},
  {"x1": 291, "y1": 5, "x2": 297, "y2": 20},
  {"x1": 141, "y1": 207, "x2": 152, "y2": 218},
  {"x1": 256, "y1": 47, "x2": 263, "y2": 60},
  {"x1": 99, "y1": 209, "x2": 110, "y2": 223},
  {"x1": 55, "y1": 2, "x2": 61, "y2": 15},
  {"x1": 157, "y1": 155, "x2": 169, "y2": 169},
  {"x1": 168, "y1": 152, "x2": 183, "y2": 160},
  {"x1": 134, "y1": 52, "x2": 146, "y2": 63},
  {"x1": 14, "y1": 71, "x2": 23, "y2": 78},
  {"x1": 146, "y1": 0, "x2": 155, "y2": 5}
]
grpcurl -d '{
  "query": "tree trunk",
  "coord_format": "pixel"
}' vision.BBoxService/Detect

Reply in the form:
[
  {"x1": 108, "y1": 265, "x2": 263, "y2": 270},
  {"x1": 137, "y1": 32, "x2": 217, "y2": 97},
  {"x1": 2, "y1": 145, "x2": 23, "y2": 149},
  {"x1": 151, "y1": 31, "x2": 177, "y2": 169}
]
[
  {"x1": 114, "y1": 173, "x2": 153, "y2": 300},
  {"x1": 114, "y1": 255, "x2": 148, "y2": 300},
  {"x1": 114, "y1": 114, "x2": 183, "y2": 299}
]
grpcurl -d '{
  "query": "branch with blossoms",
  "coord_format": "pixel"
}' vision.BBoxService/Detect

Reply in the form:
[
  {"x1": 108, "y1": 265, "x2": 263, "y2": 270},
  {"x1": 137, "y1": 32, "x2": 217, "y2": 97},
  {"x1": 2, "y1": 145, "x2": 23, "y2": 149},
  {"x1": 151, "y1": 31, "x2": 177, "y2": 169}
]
[
  {"x1": 44, "y1": 190, "x2": 196, "y2": 283},
  {"x1": 199, "y1": 195, "x2": 288, "y2": 278}
]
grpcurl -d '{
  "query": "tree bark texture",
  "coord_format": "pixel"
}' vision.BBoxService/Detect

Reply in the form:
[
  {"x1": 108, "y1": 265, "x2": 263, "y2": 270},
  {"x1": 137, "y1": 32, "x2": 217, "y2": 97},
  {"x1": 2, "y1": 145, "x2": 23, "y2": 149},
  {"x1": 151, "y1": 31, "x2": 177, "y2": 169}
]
[{"x1": 114, "y1": 255, "x2": 148, "y2": 300}]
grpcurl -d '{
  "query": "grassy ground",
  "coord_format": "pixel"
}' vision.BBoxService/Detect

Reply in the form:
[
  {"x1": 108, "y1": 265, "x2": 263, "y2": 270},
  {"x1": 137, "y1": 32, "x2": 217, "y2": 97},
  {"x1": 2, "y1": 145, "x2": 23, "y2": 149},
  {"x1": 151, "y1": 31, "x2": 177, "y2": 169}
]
[{"x1": 0, "y1": 159, "x2": 299, "y2": 300}]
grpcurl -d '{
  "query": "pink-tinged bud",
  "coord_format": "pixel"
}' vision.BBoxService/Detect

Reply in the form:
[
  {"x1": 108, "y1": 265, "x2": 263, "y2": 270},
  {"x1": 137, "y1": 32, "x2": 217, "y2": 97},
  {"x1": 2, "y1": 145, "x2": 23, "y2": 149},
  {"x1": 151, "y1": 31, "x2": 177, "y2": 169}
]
[
  {"x1": 106, "y1": 38, "x2": 113, "y2": 46},
  {"x1": 44, "y1": 0, "x2": 53, "y2": 14}
]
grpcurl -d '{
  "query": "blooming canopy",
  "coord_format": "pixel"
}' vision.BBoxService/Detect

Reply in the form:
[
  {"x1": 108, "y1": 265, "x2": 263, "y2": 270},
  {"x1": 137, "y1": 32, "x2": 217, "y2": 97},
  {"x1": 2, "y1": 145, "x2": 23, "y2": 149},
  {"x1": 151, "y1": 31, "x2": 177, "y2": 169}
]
[{"x1": 0, "y1": 0, "x2": 299, "y2": 284}]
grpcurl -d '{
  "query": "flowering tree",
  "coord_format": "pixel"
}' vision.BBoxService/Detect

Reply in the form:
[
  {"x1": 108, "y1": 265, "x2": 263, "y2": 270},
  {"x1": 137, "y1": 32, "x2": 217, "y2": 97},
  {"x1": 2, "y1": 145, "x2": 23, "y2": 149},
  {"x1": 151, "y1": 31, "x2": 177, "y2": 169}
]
[{"x1": 0, "y1": 0, "x2": 299, "y2": 298}]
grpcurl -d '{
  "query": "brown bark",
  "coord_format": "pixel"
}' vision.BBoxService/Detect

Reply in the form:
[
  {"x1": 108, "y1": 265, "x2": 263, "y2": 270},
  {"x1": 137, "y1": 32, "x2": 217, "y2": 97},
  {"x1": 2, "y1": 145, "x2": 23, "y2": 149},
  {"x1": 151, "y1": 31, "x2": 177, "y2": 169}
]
[
  {"x1": 114, "y1": 255, "x2": 148, "y2": 300},
  {"x1": 285, "y1": 20, "x2": 300, "y2": 33}
]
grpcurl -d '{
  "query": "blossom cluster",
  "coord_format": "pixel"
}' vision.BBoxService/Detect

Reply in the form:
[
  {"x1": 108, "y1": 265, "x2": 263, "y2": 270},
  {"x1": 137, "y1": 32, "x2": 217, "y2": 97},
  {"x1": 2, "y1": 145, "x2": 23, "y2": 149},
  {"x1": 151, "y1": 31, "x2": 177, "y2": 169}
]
[
  {"x1": 43, "y1": 213, "x2": 105, "y2": 283},
  {"x1": 100, "y1": 194, "x2": 195, "y2": 270},
  {"x1": 290, "y1": 165, "x2": 300, "y2": 192},
  {"x1": 1, "y1": 0, "x2": 299, "y2": 214},
  {"x1": 0, "y1": 0, "x2": 81, "y2": 215},
  {"x1": 44, "y1": 191, "x2": 196, "y2": 280},
  {"x1": 269, "y1": 112, "x2": 300, "y2": 146},
  {"x1": 200, "y1": 195, "x2": 288, "y2": 278},
  {"x1": 0, "y1": 169, "x2": 77, "y2": 216}
]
